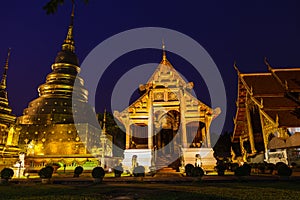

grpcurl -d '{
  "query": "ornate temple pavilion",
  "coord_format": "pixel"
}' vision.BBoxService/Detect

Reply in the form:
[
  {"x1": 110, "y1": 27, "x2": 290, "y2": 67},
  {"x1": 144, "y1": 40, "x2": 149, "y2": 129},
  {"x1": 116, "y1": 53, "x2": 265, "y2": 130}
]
[
  {"x1": 114, "y1": 47, "x2": 220, "y2": 172},
  {"x1": 0, "y1": 49, "x2": 20, "y2": 167},
  {"x1": 232, "y1": 60, "x2": 300, "y2": 164},
  {"x1": 16, "y1": 7, "x2": 112, "y2": 169}
]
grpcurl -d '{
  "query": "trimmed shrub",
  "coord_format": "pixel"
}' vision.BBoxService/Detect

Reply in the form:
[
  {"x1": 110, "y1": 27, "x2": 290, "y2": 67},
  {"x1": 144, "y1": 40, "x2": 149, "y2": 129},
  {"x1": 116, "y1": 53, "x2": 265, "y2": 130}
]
[
  {"x1": 133, "y1": 166, "x2": 145, "y2": 177},
  {"x1": 185, "y1": 164, "x2": 194, "y2": 177},
  {"x1": 291, "y1": 162, "x2": 297, "y2": 168},
  {"x1": 251, "y1": 163, "x2": 258, "y2": 170},
  {"x1": 242, "y1": 163, "x2": 251, "y2": 175},
  {"x1": 266, "y1": 163, "x2": 276, "y2": 174},
  {"x1": 277, "y1": 163, "x2": 292, "y2": 177},
  {"x1": 114, "y1": 165, "x2": 123, "y2": 177},
  {"x1": 230, "y1": 163, "x2": 239, "y2": 172},
  {"x1": 92, "y1": 167, "x2": 105, "y2": 179},
  {"x1": 0, "y1": 168, "x2": 14, "y2": 180},
  {"x1": 234, "y1": 164, "x2": 251, "y2": 176},
  {"x1": 275, "y1": 162, "x2": 286, "y2": 170},
  {"x1": 74, "y1": 166, "x2": 83, "y2": 177},
  {"x1": 192, "y1": 167, "x2": 204, "y2": 177},
  {"x1": 38, "y1": 166, "x2": 54, "y2": 179},
  {"x1": 257, "y1": 163, "x2": 266, "y2": 174},
  {"x1": 215, "y1": 164, "x2": 226, "y2": 176}
]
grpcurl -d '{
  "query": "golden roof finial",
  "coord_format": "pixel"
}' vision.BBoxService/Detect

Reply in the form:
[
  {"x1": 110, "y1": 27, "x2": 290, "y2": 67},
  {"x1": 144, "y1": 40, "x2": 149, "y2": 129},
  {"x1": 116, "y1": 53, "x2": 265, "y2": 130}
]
[
  {"x1": 264, "y1": 57, "x2": 273, "y2": 71},
  {"x1": 233, "y1": 61, "x2": 240, "y2": 75},
  {"x1": 1, "y1": 48, "x2": 11, "y2": 89},
  {"x1": 62, "y1": 0, "x2": 75, "y2": 53},
  {"x1": 162, "y1": 39, "x2": 167, "y2": 61}
]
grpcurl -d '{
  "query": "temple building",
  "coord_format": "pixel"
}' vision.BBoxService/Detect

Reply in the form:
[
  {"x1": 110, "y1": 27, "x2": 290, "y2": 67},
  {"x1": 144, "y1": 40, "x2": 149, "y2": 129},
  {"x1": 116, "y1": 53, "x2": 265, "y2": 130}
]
[
  {"x1": 232, "y1": 60, "x2": 300, "y2": 164},
  {"x1": 16, "y1": 6, "x2": 111, "y2": 169},
  {"x1": 114, "y1": 46, "x2": 220, "y2": 172},
  {"x1": 0, "y1": 49, "x2": 20, "y2": 167}
]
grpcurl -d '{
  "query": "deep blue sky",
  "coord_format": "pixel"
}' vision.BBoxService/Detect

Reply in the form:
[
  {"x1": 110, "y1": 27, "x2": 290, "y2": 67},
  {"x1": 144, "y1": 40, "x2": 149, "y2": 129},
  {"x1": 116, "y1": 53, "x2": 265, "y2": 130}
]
[{"x1": 1, "y1": 0, "x2": 300, "y2": 133}]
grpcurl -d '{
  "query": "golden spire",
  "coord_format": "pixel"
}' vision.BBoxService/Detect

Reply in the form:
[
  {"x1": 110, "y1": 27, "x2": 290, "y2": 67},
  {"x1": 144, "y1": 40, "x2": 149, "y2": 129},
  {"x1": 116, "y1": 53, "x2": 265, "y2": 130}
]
[
  {"x1": 62, "y1": 1, "x2": 75, "y2": 53},
  {"x1": 1, "y1": 48, "x2": 11, "y2": 89},
  {"x1": 162, "y1": 39, "x2": 167, "y2": 61},
  {"x1": 102, "y1": 109, "x2": 106, "y2": 134}
]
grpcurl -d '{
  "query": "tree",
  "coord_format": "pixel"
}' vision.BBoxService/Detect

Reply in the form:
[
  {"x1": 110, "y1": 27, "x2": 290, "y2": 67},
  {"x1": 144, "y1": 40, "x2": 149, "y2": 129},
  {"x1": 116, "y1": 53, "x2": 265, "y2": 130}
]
[
  {"x1": 43, "y1": 0, "x2": 89, "y2": 14},
  {"x1": 213, "y1": 131, "x2": 232, "y2": 158}
]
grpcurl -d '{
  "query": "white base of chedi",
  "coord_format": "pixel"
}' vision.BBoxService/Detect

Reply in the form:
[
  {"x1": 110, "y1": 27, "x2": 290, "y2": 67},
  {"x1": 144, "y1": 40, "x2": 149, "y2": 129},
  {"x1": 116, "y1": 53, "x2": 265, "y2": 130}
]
[
  {"x1": 122, "y1": 148, "x2": 216, "y2": 173},
  {"x1": 122, "y1": 149, "x2": 152, "y2": 173},
  {"x1": 182, "y1": 148, "x2": 216, "y2": 171}
]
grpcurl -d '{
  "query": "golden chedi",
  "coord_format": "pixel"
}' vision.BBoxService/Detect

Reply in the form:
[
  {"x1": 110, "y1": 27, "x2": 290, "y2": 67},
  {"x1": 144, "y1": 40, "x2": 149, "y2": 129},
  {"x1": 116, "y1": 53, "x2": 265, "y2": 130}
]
[
  {"x1": 0, "y1": 49, "x2": 20, "y2": 164},
  {"x1": 17, "y1": 6, "x2": 100, "y2": 166}
]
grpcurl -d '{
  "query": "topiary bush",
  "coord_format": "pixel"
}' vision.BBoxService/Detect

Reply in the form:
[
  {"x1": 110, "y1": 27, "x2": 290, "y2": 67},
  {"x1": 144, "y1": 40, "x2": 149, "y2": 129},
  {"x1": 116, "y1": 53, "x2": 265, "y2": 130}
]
[
  {"x1": 38, "y1": 166, "x2": 54, "y2": 179},
  {"x1": 73, "y1": 166, "x2": 83, "y2": 177},
  {"x1": 257, "y1": 163, "x2": 266, "y2": 174},
  {"x1": 277, "y1": 163, "x2": 292, "y2": 177},
  {"x1": 234, "y1": 163, "x2": 251, "y2": 176},
  {"x1": 92, "y1": 167, "x2": 105, "y2": 179},
  {"x1": 275, "y1": 162, "x2": 286, "y2": 170},
  {"x1": 1, "y1": 168, "x2": 14, "y2": 180},
  {"x1": 266, "y1": 163, "x2": 276, "y2": 174},
  {"x1": 242, "y1": 163, "x2": 251, "y2": 175},
  {"x1": 114, "y1": 165, "x2": 123, "y2": 177},
  {"x1": 185, "y1": 164, "x2": 194, "y2": 177},
  {"x1": 133, "y1": 166, "x2": 145, "y2": 177},
  {"x1": 192, "y1": 167, "x2": 204, "y2": 177},
  {"x1": 230, "y1": 163, "x2": 239, "y2": 172},
  {"x1": 215, "y1": 163, "x2": 226, "y2": 176}
]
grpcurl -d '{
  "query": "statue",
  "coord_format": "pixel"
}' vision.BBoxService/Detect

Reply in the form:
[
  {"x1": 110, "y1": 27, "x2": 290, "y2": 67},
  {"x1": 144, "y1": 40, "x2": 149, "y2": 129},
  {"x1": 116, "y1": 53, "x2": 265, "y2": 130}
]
[
  {"x1": 131, "y1": 155, "x2": 138, "y2": 172},
  {"x1": 195, "y1": 154, "x2": 202, "y2": 167}
]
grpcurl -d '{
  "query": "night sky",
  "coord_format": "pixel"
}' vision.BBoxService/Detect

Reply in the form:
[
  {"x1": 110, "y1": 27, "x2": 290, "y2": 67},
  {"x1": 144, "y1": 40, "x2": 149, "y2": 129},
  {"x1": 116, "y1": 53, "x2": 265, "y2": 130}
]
[{"x1": 1, "y1": 0, "x2": 300, "y2": 134}]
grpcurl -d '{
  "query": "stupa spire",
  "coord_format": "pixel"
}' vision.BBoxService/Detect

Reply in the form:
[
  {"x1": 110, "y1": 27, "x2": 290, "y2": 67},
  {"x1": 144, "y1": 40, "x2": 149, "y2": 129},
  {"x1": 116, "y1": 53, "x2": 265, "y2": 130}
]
[
  {"x1": 162, "y1": 39, "x2": 167, "y2": 61},
  {"x1": 62, "y1": 1, "x2": 75, "y2": 53},
  {"x1": 1, "y1": 48, "x2": 11, "y2": 89},
  {"x1": 102, "y1": 109, "x2": 107, "y2": 134}
]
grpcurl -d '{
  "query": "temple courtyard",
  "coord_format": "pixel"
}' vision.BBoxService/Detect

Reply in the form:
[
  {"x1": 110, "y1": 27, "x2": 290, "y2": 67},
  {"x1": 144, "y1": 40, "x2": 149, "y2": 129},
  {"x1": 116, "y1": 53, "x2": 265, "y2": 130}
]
[
  {"x1": 1, "y1": 173, "x2": 300, "y2": 200},
  {"x1": 0, "y1": 181, "x2": 299, "y2": 200}
]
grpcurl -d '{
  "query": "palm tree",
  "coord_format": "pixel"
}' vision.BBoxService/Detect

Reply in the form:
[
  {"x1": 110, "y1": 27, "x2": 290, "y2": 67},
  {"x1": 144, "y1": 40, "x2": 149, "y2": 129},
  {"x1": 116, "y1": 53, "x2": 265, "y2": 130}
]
[{"x1": 43, "y1": 0, "x2": 89, "y2": 14}]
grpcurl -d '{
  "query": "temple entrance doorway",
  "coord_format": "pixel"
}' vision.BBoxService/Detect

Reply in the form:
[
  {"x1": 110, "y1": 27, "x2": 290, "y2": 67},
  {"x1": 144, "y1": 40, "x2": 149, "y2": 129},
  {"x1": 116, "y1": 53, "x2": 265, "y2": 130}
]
[
  {"x1": 157, "y1": 128, "x2": 175, "y2": 154},
  {"x1": 154, "y1": 110, "x2": 180, "y2": 152}
]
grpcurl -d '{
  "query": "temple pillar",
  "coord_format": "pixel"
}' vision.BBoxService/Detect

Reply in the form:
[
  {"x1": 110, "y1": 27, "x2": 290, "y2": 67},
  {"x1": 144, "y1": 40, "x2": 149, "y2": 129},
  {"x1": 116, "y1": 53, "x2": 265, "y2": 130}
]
[
  {"x1": 148, "y1": 115, "x2": 153, "y2": 149},
  {"x1": 180, "y1": 90, "x2": 187, "y2": 147},
  {"x1": 205, "y1": 115, "x2": 212, "y2": 148},
  {"x1": 157, "y1": 129, "x2": 161, "y2": 148},
  {"x1": 125, "y1": 123, "x2": 131, "y2": 149},
  {"x1": 245, "y1": 102, "x2": 256, "y2": 154},
  {"x1": 201, "y1": 125, "x2": 207, "y2": 147},
  {"x1": 148, "y1": 91, "x2": 153, "y2": 149}
]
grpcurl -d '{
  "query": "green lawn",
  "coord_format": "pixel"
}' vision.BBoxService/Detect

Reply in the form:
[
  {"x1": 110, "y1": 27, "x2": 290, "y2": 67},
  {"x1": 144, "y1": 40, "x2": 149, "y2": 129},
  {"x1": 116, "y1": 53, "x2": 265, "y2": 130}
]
[{"x1": 0, "y1": 181, "x2": 300, "y2": 200}]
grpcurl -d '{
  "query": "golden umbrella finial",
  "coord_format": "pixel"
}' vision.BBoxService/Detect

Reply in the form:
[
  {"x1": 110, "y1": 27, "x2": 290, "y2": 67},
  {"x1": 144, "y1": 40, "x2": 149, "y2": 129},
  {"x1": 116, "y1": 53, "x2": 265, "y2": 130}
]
[
  {"x1": 162, "y1": 39, "x2": 167, "y2": 61},
  {"x1": 62, "y1": 0, "x2": 75, "y2": 52},
  {"x1": 1, "y1": 48, "x2": 11, "y2": 89}
]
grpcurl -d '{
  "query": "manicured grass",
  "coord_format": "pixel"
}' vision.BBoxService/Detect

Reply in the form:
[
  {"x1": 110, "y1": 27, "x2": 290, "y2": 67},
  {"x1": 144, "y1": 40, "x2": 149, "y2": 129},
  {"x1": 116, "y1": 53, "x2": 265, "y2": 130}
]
[{"x1": 0, "y1": 181, "x2": 300, "y2": 200}]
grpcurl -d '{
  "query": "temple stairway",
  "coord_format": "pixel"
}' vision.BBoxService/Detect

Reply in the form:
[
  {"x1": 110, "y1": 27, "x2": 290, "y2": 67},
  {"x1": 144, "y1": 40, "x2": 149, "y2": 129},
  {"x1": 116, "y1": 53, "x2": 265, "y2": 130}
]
[
  {"x1": 154, "y1": 154, "x2": 181, "y2": 177},
  {"x1": 155, "y1": 153, "x2": 180, "y2": 174}
]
